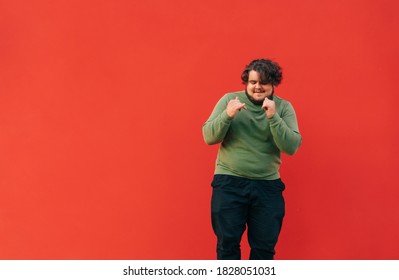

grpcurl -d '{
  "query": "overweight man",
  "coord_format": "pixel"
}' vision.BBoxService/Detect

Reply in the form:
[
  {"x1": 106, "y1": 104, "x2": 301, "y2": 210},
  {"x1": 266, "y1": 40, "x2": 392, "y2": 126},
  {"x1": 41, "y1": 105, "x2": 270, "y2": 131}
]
[{"x1": 202, "y1": 58, "x2": 302, "y2": 260}]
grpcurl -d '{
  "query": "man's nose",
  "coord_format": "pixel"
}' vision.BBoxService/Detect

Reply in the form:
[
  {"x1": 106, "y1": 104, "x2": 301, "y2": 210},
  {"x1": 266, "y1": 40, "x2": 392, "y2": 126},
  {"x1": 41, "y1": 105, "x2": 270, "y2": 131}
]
[{"x1": 255, "y1": 82, "x2": 262, "y2": 88}]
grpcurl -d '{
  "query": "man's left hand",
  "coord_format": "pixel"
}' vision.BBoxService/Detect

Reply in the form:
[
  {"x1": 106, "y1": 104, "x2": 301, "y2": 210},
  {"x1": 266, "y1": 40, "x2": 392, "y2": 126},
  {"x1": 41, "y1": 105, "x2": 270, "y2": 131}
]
[{"x1": 262, "y1": 97, "x2": 276, "y2": 119}]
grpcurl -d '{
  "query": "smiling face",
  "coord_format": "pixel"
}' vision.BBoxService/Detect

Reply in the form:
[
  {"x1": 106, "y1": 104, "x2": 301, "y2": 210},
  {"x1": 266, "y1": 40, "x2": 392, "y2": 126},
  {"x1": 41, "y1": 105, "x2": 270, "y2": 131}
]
[{"x1": 246, "y1": 70, "x2": 274, "y2": 102}]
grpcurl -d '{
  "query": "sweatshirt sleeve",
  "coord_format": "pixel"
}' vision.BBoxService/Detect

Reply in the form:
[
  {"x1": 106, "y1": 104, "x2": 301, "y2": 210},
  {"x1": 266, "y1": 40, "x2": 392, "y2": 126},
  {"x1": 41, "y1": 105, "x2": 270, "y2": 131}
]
[
  {"x1": 202, "y1": 95, "x2": 233, "y2": 145},
  {"x1": 269, "y1": 101, "x2": 302, "y2": 155}
]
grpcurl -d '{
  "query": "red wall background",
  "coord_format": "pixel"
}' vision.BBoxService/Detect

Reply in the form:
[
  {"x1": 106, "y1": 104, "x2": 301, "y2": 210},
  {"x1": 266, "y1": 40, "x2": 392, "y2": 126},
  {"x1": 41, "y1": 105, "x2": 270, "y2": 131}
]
[{"x1": 1, "y1": 0, "x2": 399, "y2": 259}]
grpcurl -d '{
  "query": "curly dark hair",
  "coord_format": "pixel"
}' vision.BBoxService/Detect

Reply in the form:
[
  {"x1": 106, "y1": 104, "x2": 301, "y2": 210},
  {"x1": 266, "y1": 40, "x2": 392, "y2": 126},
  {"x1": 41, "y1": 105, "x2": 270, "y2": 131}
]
[{"x1": 241, "y1": 59, "x2": 283, "y2": 86}]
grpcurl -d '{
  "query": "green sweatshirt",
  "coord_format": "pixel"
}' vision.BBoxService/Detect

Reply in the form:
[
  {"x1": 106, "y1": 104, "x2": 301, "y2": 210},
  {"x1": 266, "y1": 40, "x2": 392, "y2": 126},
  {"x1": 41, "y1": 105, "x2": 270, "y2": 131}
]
[{"x1": 202, "y1": 91, "x2": 302, "y2": 180}]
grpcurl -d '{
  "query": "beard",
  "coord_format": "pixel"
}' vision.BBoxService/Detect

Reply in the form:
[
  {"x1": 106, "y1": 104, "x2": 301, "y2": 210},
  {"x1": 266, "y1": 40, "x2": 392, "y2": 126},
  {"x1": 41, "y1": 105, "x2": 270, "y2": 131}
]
[{"x1": 245, "y1": 88, "x2": 274, "y2": 106}]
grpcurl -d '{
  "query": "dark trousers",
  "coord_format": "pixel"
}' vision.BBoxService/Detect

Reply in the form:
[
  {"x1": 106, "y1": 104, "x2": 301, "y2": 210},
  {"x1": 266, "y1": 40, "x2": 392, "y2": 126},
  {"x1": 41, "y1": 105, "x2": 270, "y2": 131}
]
[{"x1": 211, "y1": 174, "x2": 285, "y2": 260}]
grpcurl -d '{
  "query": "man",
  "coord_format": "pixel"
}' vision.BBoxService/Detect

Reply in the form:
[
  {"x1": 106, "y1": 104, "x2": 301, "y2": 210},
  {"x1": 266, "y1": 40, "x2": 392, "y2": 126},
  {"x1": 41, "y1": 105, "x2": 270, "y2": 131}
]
[{"x1": 202, "y1": 58, "x2": 302, "y2": 260}]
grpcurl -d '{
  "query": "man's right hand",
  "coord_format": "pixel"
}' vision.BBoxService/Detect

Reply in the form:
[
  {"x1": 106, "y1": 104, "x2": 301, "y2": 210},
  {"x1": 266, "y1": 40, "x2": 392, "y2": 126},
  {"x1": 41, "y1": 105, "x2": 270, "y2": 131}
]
[{"x1": 226, "y1": 97, "x2": 246, "y2": 118}]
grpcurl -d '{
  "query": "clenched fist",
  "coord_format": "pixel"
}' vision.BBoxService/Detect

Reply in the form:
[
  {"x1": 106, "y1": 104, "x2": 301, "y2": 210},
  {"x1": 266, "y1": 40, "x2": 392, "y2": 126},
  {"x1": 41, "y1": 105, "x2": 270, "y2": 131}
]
[{"x1": 262, "y1": 97, "x2": 276, "y2": 119}]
